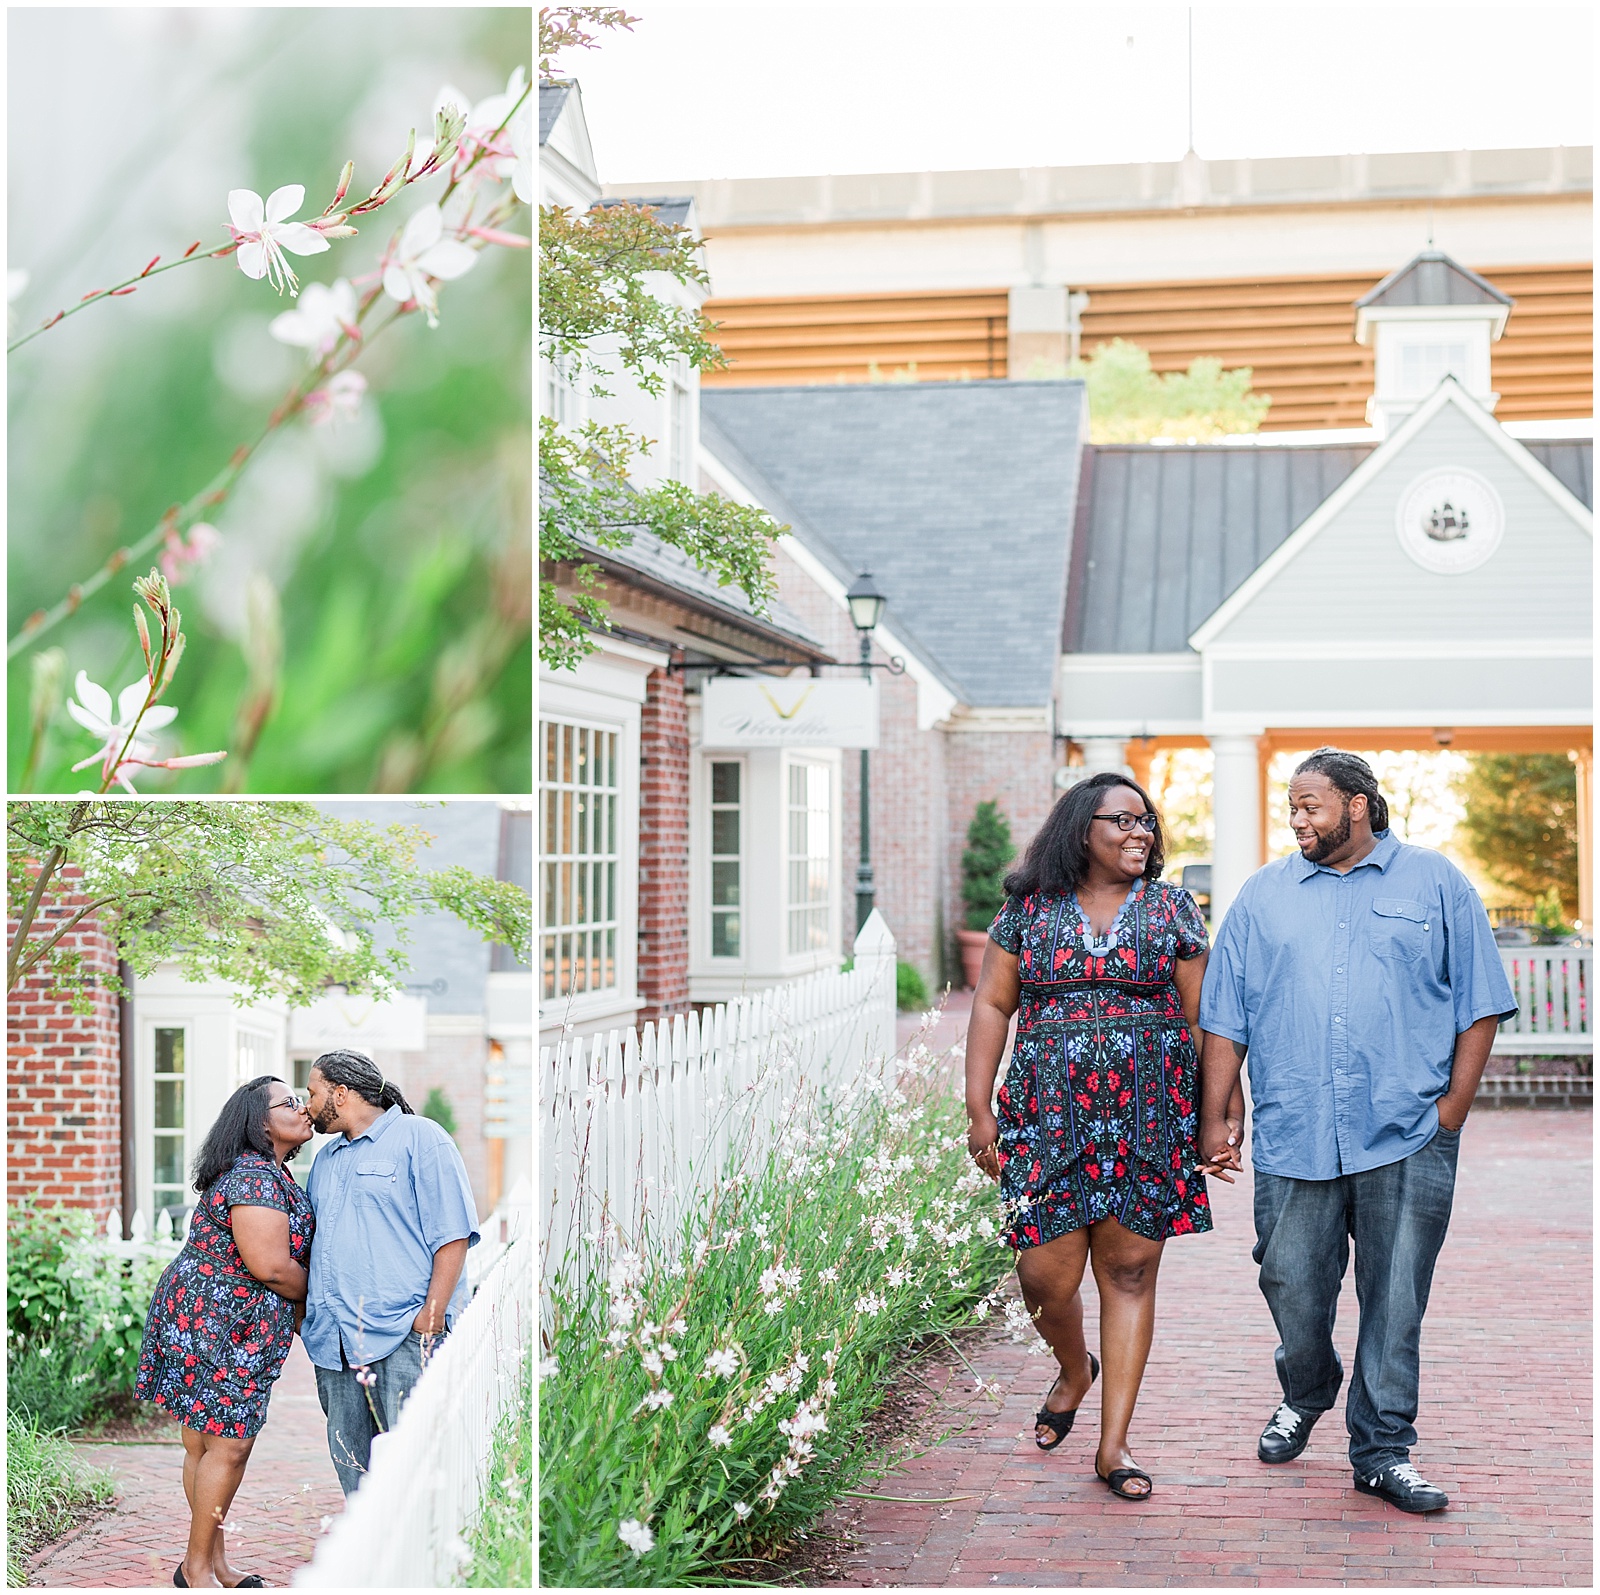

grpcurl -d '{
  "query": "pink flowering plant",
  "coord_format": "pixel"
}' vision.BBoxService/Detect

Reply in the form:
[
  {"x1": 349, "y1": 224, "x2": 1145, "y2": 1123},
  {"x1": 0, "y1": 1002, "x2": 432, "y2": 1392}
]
[
  {"x1": 539, "y1": 1011, "x2": 1012, "y2": 1586},
  {"x1": 9, "y1": 12, "x2": 531, "y2": 793}
]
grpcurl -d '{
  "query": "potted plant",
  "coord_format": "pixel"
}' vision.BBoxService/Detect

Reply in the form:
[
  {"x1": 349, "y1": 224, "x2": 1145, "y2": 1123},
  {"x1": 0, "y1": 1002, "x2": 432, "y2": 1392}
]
[{"x1": 957, "y1": 799, "x2": 1014, "y2": 988}]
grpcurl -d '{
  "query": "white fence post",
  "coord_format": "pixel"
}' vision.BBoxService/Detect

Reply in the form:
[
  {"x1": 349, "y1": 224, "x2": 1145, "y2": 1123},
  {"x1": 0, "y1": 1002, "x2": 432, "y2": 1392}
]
[
  {"x1": 852, "y1": 908, "x2": 898, "y2": 1090},
  {"x1": 1495, "y1": 947, "x2": 1593, "y2": 1054}
]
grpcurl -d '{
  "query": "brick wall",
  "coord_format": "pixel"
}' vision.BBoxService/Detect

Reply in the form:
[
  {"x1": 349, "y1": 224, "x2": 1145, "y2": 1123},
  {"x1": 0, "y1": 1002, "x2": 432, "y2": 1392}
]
[
  {"x1": 945, "y1": 730, "x2": 1059, "y2": 976},
  {"x1": 773, "y1": 546, "x2": 949, "y2": 987},
  {"x1": 638, "y1": 663, "x2": 692, "y2": 1021},
  {"x1": 7, "y1": 870, "x2": 123, "y2": 1213}
]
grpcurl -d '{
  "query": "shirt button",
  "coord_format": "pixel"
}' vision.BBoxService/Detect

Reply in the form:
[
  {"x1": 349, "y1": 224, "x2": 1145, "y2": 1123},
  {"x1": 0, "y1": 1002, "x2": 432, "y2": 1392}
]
[
  {"x1": 1338, "y1": 921, "x2": 1347, "y2": 928},
  {"x1": 1336, "y1": 966, "x2": 1344, "y2": 973},
  {"x1": 1334, "y1": 1015, "x2": 1343, "y2": 1022}
]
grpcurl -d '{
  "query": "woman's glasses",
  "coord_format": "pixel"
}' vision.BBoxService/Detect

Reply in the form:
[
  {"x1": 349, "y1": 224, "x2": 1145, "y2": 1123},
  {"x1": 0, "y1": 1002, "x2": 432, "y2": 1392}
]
[
  {"x1": 269, "y1": 1093, "x2": 307, "y2": 1112},
  {"x1": 1091, "y1": 811, "x2": 1159, "y2": 834}
]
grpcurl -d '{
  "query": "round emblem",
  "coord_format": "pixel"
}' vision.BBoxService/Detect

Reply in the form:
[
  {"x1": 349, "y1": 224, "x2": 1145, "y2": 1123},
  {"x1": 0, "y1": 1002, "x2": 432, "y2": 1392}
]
[{"x1": 1394, "y1": 468, "x2": 1505, "y2": 575}]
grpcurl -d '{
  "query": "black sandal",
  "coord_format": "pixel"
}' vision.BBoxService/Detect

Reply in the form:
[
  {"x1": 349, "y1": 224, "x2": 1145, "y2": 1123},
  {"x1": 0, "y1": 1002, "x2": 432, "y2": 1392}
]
[
  {"x1": 1033, "y1": 1352, "x2": 1100, "y2": 1450},
  {"x1": 1097, "y1": 1464, "x2": 1153, "y2": 1499}
]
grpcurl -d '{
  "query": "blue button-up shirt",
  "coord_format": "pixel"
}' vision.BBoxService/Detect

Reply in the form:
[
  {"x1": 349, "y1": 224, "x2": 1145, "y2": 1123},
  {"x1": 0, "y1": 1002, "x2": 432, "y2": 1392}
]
[
  {"x1": 303, "y1": 1106, "x2": 480, "y2": 1370},
  {"x1": 1200, "y1": 831, "x2": 1516, "y2": 1180}
]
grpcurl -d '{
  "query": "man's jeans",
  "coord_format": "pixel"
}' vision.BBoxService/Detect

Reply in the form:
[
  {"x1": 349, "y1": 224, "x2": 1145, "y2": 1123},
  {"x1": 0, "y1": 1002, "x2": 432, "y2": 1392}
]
[
  {"x1": 314, "y1": 1329, "x2": 447, "y2": 1495},
  {"x1": 1253, "y1": 1127, "x2": 1460, "y2": 1476}
]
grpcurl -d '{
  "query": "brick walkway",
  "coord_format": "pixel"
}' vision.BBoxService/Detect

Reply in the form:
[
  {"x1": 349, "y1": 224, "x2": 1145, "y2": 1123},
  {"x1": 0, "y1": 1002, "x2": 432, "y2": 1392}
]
[
  {"x1": 28, "y1": 1339, "x2": 345, "y2": 1588},
  {"x1": 847, "y1": 1005, "x2": 1592, "y2": 1588}
]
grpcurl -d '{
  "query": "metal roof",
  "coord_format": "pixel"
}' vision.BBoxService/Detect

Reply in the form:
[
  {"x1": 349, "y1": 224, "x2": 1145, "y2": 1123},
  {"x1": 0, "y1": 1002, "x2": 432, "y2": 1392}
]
[
  {"x1": 591, "y1": 195, "x2": 697, "y2": 229},
  {"x1": 1064, "y1": 443, "x2": 1376, "y2": 654},
  {"x1": 701, "y1": 381, "x2": 1087, "y2": 707},
  {"x1": 1355, "y1": 250, "x2": 1514, "y2": 309},
  {"x1": 1522, "y1": 440, "x2": 1594, "y2": 509}
]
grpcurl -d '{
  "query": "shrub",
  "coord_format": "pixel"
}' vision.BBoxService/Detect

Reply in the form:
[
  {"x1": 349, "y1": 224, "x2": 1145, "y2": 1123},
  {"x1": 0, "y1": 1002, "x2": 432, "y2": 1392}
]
[
  {"x1": 538, "y1": 1045, "x2": 1011, "y2": 1587},
  {"x1": 895, "y1": 960, "x2": 929, "y2": 1011},
  {"x1": 961, "y1": 800, "x2": 1014, "y2": 931},
  {"x1": 6, "y1": 1409, "x2": 113, "y2": 1584},
  {"x1": 7, "y1": 1201, "x2": 171, "y2": 1430},
  {"x1": 422, "y1": 1086, "x2": 458, "y2": 1138}
]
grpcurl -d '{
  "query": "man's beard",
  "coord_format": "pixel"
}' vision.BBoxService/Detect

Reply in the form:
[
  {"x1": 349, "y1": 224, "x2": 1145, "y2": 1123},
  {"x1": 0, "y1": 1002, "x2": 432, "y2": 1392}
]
[
  {"x1": 310, "y1": 1101, "x2": 339, "y2": 1134},
  {"x1": 1301, "y1": 800, "x2": 1352, "y2": 862}
]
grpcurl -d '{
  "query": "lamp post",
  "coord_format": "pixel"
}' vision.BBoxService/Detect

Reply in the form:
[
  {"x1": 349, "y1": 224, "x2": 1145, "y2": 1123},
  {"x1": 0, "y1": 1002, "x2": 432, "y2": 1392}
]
[{"x1": 846, "y1": 570, "x2": 886, "y2": 934}]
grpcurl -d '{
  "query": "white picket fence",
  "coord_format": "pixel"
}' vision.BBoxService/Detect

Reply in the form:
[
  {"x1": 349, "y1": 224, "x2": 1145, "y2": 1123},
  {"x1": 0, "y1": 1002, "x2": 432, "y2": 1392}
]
[
  {"x1": 539, "y1": 911, "x2": 898, "y2": 1303},
  {"x1": 1496, "y1": 946, "x2": 1593, "y2": 1054},
  {"x1": 296, "y1": 1206, "x2": 532, "y2": 1588}
]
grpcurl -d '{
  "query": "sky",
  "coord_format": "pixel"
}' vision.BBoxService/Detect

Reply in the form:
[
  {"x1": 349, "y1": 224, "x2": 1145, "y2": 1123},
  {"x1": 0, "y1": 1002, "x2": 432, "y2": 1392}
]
[{"x1": 559, "y1": 1, "x2": 1595, "y2": 184}]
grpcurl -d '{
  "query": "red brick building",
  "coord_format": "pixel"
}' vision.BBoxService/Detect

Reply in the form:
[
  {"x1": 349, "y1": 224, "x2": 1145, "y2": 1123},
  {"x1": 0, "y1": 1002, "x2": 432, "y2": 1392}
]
[{"x1": 8, "y1": 868, "x2": 124, "y2": 1217}]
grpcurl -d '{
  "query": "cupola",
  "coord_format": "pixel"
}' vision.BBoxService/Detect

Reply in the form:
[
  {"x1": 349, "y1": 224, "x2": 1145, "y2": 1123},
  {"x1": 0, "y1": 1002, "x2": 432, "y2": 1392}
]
[{"x1": 1354, "y1": 251, "x2": 1514, "y2": 436}]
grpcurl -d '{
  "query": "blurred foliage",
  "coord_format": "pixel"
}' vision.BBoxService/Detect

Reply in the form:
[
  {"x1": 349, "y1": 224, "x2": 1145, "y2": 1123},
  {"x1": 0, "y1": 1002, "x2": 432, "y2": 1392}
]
[
  {"x1": 960, "y1": 799, "x2": 1014, "y2": 931},
  {"x1": 1457, "y1": 753, "x2": 1580, "y2": 919},
  {"x1": 8, "y1": 8, "x2": 532, "y2": 793}
]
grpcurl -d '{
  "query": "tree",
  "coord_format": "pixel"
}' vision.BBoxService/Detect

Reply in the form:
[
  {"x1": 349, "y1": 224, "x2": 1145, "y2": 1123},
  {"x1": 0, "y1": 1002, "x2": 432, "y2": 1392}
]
[
  {"x1": 1455, "y1": 754, "x2": 1579, "y2": 917},
  {"x1": 421, "y1": 1086, "x2": 458, "y2": 1137},
  {"x1": 1456, "y1": 754, "x2": 1580, "y2": 917},
  {"x1": 1042, "y1": 338, "x2": 1270, "y2": 442},
  {"x1": 539, "y1": 7, "x2": 786, "y2": 669},
  {"x1": 7, "y1": 801, "x2": 532, "y2": 1007},
  {"x1": 960, "y1": 800, "x2": 1015, "y2": 931}
]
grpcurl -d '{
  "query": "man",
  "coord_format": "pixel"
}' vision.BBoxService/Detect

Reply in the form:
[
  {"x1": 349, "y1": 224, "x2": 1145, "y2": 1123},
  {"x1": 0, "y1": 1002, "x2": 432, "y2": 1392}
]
[
  {"x1": 1198, "y1": 748, "x2": 1515, "y2": 1514},
  {"x1": 302, "y1": 1048, "x2": 480, "y2": 1495}
]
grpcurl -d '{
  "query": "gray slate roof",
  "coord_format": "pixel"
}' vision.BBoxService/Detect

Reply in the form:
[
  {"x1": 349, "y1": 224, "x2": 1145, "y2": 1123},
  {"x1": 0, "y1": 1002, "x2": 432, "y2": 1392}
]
[
  {"x1": 1522, "y1": 440, "x2": 1594, "y2": 509},
  {"x1": 701, "y1": 381, "x2": 1088, "y2": 707},
  {"x1": 1064, "y1": 443, "x2": 1376, "y2": 653},
  {"x1": 1355, "y1": 250, "x2": 1513, "y2": 309},
  {"x1": 539, "y1": 81, "x2": 571, "y2": 145}
]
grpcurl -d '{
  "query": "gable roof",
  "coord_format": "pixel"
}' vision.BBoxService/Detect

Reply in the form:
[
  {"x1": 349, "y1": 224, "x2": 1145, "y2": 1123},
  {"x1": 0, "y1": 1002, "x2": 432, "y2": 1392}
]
[
  {"x1": 1523, "y1": 440, "x2": 1594, "y2": 509},
  {"x1": 1188, "y1": 378, "x2": 1593, "y2": 650},
  {"x1": 1063, "y1": 442, "x2": 1375, "y2": 653},
  {"x1": 700, "y1": 381, "x2": 1087, "y2": 708},
  {"x1": 1355, "y1": 249, "x2": 1514, "y2": 309},
  {"x1": 539, "y1": 81, "x2": 571, "y2": 145}
]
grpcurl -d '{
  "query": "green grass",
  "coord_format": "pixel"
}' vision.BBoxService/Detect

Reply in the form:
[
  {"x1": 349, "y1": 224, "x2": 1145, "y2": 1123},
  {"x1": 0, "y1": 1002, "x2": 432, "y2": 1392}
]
[
  {"x1": 460, "y1": 1357, "x2": 532, "y2": 1587},
  {"x1": 6, "y1": 1410, "x2": 114, "y2": 1586},
  {"x1": 538, "y1": 1038, "x2": 1011, "y2": 1588}
]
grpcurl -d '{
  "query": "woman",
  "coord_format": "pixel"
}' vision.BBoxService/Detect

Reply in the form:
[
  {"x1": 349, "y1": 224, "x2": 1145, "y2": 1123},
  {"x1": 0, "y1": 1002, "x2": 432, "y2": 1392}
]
[
  {"x1": 134, "y1": 1076, "x2": 315, "y2": 1587},
  {"x1": 964, "y1": 771, "x2": 1242, "y2": 1499}
]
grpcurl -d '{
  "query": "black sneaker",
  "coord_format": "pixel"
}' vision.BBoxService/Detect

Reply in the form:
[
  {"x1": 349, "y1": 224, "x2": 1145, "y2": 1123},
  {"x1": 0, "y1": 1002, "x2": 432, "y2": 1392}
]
[
  {"x1": 1354, "y1": 1462, "x2": 1449, "y2": 1514},
  {"x1": 1257, "y1": 1401, "x2": 1318, "y2": 1463}
]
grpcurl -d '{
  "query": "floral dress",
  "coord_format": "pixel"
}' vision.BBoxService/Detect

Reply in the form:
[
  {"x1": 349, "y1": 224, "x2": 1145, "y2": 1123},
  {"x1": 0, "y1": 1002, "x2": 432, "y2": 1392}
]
[
  {"x1": 989, "y1": 878, "x2": 1213, "y2": 1250},
  {"x1": 134, "y1": 1150, "x2": 314, "y2": 1438}
]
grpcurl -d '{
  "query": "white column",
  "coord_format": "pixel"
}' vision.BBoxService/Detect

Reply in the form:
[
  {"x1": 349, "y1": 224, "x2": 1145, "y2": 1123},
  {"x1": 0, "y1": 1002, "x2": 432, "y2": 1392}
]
[
  {"x1": 1210, "y1": 733, "x2": 1263, "y2": 927},
  {"x1": 1077, "y1": 738, "x2": 1131, "y2": 778}
]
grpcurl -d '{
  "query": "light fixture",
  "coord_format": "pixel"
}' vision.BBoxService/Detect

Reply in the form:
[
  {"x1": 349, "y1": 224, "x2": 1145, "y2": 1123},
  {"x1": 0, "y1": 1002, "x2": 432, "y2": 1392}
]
[{"x1": 845, "y1": 570, "x2": 886, "y2": 633}]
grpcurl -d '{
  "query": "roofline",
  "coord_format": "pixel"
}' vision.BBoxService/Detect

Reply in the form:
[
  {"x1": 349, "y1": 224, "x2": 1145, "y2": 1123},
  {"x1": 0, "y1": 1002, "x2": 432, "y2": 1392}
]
[
  {"x1": 701, "y1": 377, "x2": 1089, "y2": 397},
  {"x1": 1353, "y1": 249, "x2": 1515, "y2": 309},
  {"x1": 1187, "y1": 378, "x2": 1593, "y2": 650}
]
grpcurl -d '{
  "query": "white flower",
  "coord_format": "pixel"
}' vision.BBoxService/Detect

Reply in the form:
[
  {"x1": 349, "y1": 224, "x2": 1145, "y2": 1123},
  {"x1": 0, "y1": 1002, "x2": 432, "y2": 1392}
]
[
  {"x1": 732, "y1": 1500, "x2": 752, "y2": 1520},
  {"x1": 641, "y1": 1349, "x2": 664, "y2": 1377},
  {"x1": 703, "y1": 1347, "x2": 739, "y2": 1379},
  {"x1": 269, "y1": 278, "x2": 359, "y2": 358},
  {"x1": 638, "y1": 1388, "x2": 673, "y2": 1411},
  {"x1": 817, "y1": 1266, "x2": 839, "y2": 1285},
  {"x1": 228, "y1": 185, "x2": 331, "y2": 296},
  {"x1": 382, "y1": 204, "x2": 476, "y2": 328},
  {"x1": 752, "y1": 1220, "x2": 770, "y2": 1240},
  {"x1": 67, "y1": 671, "x2": 174, "y2": 793},
  {"x1": 617, "y1": 1518, "x2": 654, "y2": 1556},
  {"x1": 757, "y1": 1266, "x2": 785, "y2": 1298},
  {"x1": 707, "y1": 1424, "x2": 732, "y2": 1448},
  {"x1": 886, "y1": 1267, "x2": 908, "y2": 1289},
  {"x1": 538, "y1": 1355, "x2": 558, "y2": 1380},
  {"x1": 853, "y1": 1292, "x2": 885, "y2": 1317}
]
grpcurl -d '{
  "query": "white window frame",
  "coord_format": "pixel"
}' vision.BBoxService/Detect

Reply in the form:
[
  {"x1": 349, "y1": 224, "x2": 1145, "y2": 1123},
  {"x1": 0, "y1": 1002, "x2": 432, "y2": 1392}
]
[
  {"x1": 706, "y1": 754, "x2": 747, "y2": 962},
  {"x1": 145, "y1": 1019, "x2": 193, "y2": 1228},
  {"x1": 785, "y1": 757, "x2": 834, "y2": 958},
  {"x1": 540, "y1": 715, "x2": 624, "y2": 1009}
]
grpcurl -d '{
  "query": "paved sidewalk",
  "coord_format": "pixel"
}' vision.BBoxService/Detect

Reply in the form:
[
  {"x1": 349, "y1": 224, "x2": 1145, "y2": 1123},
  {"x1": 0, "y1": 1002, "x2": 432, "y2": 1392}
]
[
  {"x1": 28, "y1": 1339, "x2": 346, "y2": 1588},
  {"x1": 822, "y1": 1105, "x2": 1592, "y2": 1587}
]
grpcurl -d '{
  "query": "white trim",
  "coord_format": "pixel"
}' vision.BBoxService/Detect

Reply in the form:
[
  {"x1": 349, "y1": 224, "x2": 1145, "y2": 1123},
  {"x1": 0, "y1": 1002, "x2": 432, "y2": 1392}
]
[
  {"x1": 1063, "y1": 719, "x2": 1206, "y2": 737},
  {"x1": 1503, "y1": 419, "x2": 1594, "y2": 440},
  {"x1": 1205, "y1": 639, "x2": 1591, "y2": 661},
  {"x1": 1060, "y1": 653, "x2": 1202, "y2": 673},
  {"x1": 1202, "y1": 708, "x2": 1594, "y2": 732},
  {"x1": 1355, "y1": 301, "x2": 1512, "y2": 344},
  {"x1": 941, "y1": 705, "x2": 1055, "y2": 733},
  {"x1": 698, "y1": 441, "x2": 962, "y2": 730},
  {"x1": 1188, "y1": 378, "x2": 1595, "y2": 651}
]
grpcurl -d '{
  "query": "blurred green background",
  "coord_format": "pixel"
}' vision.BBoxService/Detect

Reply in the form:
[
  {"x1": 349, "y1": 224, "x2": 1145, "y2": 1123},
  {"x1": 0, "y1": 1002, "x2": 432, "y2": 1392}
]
[{"x1": 8, "y1": 7, "x2": 532, "y2": 794}]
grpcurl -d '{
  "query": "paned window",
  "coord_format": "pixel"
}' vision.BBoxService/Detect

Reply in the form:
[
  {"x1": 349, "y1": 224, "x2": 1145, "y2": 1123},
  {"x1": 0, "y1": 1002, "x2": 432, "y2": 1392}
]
[
  {"x1": 787, "y1": 762, "x2": 832, "y2": 955},
  {"x1": 152, "y1": 1027, "x2": 187, "y2": 1225},
  {"x1": 237, "y1": 1028, "x2": 277, "y2": 1087},
  {"x1": 709, "y1": 761, "x2": 742, "y2": 957},
  {"x1": 1397, "y1": 341, "x2": 1469, "y2": 397},
  {"x1": 541, "y1": 719, "x2": 620, "y2": 1002}
]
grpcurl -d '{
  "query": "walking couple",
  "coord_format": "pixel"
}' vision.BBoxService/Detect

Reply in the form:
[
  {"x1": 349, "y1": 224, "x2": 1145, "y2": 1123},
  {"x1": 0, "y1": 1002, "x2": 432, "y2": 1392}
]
[
  {"x1": 133, "y1": 1049, "x2": 480, "y2": 1587},
  {"x1": 965, "y1": 748, "x2": 1514, "y2": 1510}
]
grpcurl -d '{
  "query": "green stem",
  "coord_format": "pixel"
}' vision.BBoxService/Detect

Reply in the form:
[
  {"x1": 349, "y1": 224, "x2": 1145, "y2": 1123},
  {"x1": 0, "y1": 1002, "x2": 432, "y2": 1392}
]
[{"x1": 7, "y1": 243, "x2": 236, "y2": 354}]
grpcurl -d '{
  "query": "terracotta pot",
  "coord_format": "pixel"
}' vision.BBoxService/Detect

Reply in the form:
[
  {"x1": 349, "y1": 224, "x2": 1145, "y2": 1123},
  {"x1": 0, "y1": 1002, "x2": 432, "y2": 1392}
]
[{"x1": 956, "y1": 928, "x2": 990, "y2": 990}]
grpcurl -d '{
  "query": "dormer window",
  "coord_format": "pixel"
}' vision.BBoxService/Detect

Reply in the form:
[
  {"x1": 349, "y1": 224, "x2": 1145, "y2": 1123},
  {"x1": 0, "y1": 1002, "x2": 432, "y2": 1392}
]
[{"x1": 1396, "y1": 339, "x2": 1470, "y2": 399}]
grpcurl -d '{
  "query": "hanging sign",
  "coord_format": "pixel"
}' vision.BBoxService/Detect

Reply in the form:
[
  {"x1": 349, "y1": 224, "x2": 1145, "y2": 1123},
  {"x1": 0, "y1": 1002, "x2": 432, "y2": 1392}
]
[
  {"x1": 700, "y1": 676, "x2": 879, "y2": 749},
  {"x1": 288, "y1": 993, "x2": 429, "y2": 1053}
]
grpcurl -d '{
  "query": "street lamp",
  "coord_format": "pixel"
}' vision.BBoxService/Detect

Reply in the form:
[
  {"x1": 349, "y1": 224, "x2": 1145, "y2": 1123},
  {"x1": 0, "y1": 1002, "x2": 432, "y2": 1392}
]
[{"x1": 846, "y1": 570, "x2": 886, "y2": 933}]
